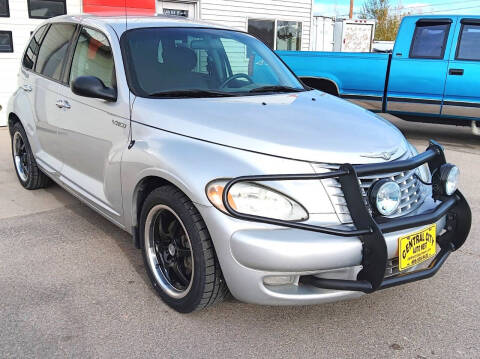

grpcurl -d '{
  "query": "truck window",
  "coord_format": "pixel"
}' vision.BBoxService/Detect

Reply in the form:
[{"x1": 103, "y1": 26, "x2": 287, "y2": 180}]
[
  {"x1": 409, "y1": 22, "x2": 450, "y2": 59},
  {"x1": 456, "y1": 23, "x2": 480, "y2": 61}
]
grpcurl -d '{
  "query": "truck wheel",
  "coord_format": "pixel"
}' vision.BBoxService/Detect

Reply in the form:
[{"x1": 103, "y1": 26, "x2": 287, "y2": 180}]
[
  {"x1": 11, "y1": 122, "x2": 51, "y2": 190},
  {"x1": 140, "y1": 185, "x2": 228, "y2": 313}
]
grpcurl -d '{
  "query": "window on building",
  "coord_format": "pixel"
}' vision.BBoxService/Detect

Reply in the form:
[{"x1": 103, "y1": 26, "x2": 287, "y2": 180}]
[
  {"x1": 410, "y1": 22, "x2": 450, "y2": 59},
  {"x1": 248, "y1": 19, "x2": 302, "y2": 51},
  {"x1": 276, "y1": 21, "x2": 302, "y2": 51},
  {"x1": 456, "y1": 23, "x2": 480, "y2": 61},
  {"x1": 0, "y1": 0, "x2": 10, "y2": 17},
  {"x1": 23, "y1": 25, "x2": 48, "y2": 70},
  {"x1": 28, "y1": 0, "x2": 67, "y2": 19},
  {"x1": 248, "y1": 19, "x2": 275, "y2": 50},
  {"x1": 35, "y1": 23, "x2": 76, "y2": 81},
  {"x1": 69, "y1": 27, "x2": 115, "y2": 88},
  {"x1": 0, "y1": 31, "x2": 13, "y2": 52}
]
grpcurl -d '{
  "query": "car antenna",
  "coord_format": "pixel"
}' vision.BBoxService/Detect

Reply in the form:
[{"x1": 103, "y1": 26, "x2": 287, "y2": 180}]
[{"x1": 125, "y1": 0, "x2": 135, "y2": 150}]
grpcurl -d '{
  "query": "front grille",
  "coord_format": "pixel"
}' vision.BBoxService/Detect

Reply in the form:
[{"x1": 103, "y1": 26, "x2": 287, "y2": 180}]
[
  {"x1": 384, "y1": 257, "x2": 400, "y2": 277},
  {"x1": 313, "y1": 156, "x2": 427, "y2": 224}
]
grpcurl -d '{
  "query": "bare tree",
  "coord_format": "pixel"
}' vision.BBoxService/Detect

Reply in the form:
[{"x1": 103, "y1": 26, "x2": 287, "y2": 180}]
[{"x1": 360, "y1": 0, "x2": 402, "y2": 41}]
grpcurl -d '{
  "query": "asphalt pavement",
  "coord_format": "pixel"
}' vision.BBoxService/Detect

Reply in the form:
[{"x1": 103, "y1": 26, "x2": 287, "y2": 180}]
[{"x1": 0, "y1": 118, "x2": 479, "y2": 358}]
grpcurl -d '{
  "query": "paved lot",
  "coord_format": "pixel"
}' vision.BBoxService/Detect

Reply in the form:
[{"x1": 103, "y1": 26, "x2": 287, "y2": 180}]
[{"x1": 0, "y1": 119, "x2": 479, "y2": 358}]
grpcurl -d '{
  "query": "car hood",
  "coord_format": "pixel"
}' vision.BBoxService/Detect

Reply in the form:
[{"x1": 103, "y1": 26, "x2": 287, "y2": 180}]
[{"x1": 132, "y1": 90, "x2": 409, "y2": 164}]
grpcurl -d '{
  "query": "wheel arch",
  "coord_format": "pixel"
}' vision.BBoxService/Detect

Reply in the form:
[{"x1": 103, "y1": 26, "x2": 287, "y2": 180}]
[
  {"x1": 8, "y1": 112, "x2": 21, "y2": 136},
  {"x1": 131, "y1": 175, "x2": 201, "y2": 249},
  {"x1": 300, "y1": 77, "x2": 340, "y2": 96}
]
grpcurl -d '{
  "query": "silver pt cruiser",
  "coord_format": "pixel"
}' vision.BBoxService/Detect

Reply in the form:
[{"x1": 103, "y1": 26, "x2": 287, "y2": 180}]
[{"x1": 8, "y1": 15, "x2": 471, "y2": 313}]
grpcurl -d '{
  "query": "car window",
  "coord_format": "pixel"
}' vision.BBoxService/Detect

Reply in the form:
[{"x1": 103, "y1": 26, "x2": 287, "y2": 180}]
[
  {"x1": 121, "y1": 27, "x2": 303, "y2": 97},
  {"x1": 410, "y1": 22, "x2": 450, "y2": 59},
  {"x1": 456, "y1": 23, "x2": 480, "y2": 61},
  {"x1": 35, "y1": 23, "x2": 76, "y2": 81},
  {"x1": 22, "y1": 25, "x2": 48, "y2": 70},
  {"x1": 69, "y1": 27, "x2": 115, "y2": 88}
]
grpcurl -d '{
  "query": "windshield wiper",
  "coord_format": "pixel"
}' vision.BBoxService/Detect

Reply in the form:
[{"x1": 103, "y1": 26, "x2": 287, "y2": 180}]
[
  {"x1": 248, "y1": 85, "x2": 306, "y2": 94},
  {"x1": 148, "y1": 89, "x2": 237, "y2": 98}
]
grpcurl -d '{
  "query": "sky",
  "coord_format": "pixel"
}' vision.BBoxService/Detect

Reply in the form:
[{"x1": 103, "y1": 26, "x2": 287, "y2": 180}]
[{"x1": 313, "y1": 0, "x2": 480, "y2": 17}]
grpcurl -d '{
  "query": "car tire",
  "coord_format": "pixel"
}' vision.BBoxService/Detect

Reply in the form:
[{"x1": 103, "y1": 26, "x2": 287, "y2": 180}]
[
  {"x1": 11, "y1": 122, "x2": 51, "y2": 190},
  {"x1": 140, "y1": 185, "x2": 228, "y2": 313}
]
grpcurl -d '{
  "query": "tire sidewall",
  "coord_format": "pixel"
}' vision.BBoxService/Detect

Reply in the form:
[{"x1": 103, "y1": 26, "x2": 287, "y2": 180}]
[
  {"x1": 11, "y1": 123, "x2": 33, "y2": 188},
  {"x1": 140, "y1": 188, "x2": 208, "y2": 313}
]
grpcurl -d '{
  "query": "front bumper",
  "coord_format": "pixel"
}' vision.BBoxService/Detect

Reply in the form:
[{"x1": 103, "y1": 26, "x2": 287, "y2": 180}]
[{"x1": 211, "y1": 140, "x2": 471, "y2": 304}]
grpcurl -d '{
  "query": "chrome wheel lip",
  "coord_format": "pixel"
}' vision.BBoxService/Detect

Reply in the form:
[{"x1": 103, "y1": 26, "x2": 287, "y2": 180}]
[
  {"x1": 144, "y1": 204, "x2": 194, "y2": 299},
  {"x1": 13, "y1": 132, "x2": 28, "y2": 182}
]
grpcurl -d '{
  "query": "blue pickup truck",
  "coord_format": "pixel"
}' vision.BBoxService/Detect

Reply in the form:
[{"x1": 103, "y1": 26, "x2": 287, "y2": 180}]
[{"x1": 278, "y1": 15, "x2": 480, "y2": 134}]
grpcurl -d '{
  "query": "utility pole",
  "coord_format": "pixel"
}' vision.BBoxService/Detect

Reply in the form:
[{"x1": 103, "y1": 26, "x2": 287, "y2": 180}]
[{"x1": 349, "y1": 0, "x2": 354, "y2": 19}]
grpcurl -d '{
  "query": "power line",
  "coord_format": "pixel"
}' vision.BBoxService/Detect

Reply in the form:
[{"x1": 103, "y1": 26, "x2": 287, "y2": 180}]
[
  {"x1": 398, "y1": 0, "x2": 480, "y2": 11},
  {"x1": 421, "y1": 5, "x2": 480, "y2": 13}
]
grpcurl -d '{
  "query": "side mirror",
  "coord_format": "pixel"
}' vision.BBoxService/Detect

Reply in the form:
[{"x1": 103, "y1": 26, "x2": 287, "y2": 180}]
[{"x1": 71, "y1": 76, "x2": 117, "y2": 102}]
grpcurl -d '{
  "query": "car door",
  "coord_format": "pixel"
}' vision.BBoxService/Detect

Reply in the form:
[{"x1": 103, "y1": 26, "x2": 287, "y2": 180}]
[
  {"x1": 386, "y1": 18, "x2": 455, "y2": 116},
  {"x1": 17, "y1": 25, "x2": 48, "y2": 152},
  {"x1": 442, "y1": 18, "x2": 480, "y2": 119},
  {"x1": 57, "y1": 25, "x2": 130, "y2": 225},
  {"x1": 31, "y1": 22, "x2": 77, "y2": 175}
]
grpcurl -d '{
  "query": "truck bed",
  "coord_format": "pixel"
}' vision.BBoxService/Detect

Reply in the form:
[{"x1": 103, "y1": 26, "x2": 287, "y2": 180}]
[{"x1": 277, "y1": 51, "x2": 390, "y2": 102}]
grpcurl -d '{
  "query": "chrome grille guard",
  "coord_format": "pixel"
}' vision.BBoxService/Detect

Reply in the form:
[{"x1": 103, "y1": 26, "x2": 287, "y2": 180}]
[{"x1": 221, "y1": 140, "x2": 472, "y2": 293}]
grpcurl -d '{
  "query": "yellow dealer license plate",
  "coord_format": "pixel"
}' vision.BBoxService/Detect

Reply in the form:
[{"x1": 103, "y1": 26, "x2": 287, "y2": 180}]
[{"x1": 398, "y1": 224, "x2": 436, "y2": 271}]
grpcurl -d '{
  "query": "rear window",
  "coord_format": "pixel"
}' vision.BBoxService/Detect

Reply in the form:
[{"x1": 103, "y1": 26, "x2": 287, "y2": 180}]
[
  {"x1": 35, "y1": 23, "x2": 76, "y2": 81},
  {"x1": 456, "y1": 23, "x2": 480, "y2": 61},
  {"x1": 23, "y1": 25, "x2": 48, "y2": 70},
  {"x1": 410, "y1": 22, "x2": 450, "y2": 59}
]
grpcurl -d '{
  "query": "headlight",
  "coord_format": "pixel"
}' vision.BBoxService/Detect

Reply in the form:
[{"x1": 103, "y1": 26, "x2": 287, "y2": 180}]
[
  {"x1": 206, "y1": 180, "x2": 308, "y2": 221},
  {"x1": 370, "y1": 179, "x2": 401, "y2": 216},
  {"x1": 440, "y1": 164, "x2": 459, "y2": 195}
]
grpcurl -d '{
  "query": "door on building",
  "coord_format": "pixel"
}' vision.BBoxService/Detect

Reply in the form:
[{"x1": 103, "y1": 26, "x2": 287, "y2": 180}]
[{"x1": 158, "y1": 1, "x2": 196, "y2": 19}]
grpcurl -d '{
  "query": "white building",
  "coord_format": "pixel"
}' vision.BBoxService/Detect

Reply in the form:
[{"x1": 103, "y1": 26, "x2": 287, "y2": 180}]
[{"x1": 0, "y1": 0, "x2": 315, "y2": 126}]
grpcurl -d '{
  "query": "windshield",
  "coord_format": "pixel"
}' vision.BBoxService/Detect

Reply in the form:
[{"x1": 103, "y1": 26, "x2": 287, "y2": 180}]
[{"x1": 121, "y1": 27, "x2": 305, "y2": 98}]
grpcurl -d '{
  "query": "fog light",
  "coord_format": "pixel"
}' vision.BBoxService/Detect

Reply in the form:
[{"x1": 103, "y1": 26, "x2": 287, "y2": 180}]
[
  {"x1": 263, "y1": 276, "x2": 295, "y2": 286},
  {"x1": 440, "y1": 164, "x2": 459, "y2": 195},
  {"x1": 370, "y1": 179, "x2": 401, "y2": 216}
]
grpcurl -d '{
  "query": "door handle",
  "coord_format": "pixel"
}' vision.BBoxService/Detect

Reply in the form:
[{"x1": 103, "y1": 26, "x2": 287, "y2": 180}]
[
  {"x1": 449, "y1": 68, "x2": 464, "y2": 76},
  {"x1": 22, "y1": 84, "x2": 32, "y2": 92},
  {"x1": 56, "y1": 99, "x2": 71, "y2": 109}
]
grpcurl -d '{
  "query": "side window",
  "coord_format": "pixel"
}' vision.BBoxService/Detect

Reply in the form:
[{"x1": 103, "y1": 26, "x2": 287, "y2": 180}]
[
  {"x1": 69, "y1": 27, "x2": 115, "y2": 88},
  {"x1": 410, "y1": 22, "x2": 451, "y2": 59},
  {"x1": 248, "y1": 19, "x2": 275, "y2": 50},
  {"x1": 456, "y1": 23, "x2": 480, "y2": 61},
  {"x1": 221, "y1": 38, "x2": 250, "y2": 75},
  {"x1": 35, "y1": 23, "x2": 76, "y2": 81},
  {"x1": 0, "y1": 0, "x2": 10, "y2": 17},
  {"x1": 23, "y1": 25, "x2": 48, "y2": 70},
  {"x1": 28, "y1": 0, "x2": 66, "y2": 19},
  {"x1": 0, "y1": 30, "x2": 13, "y2": 52},
  {"x1": 276, "y1": 21, "x2": 302, "y2": 51}
]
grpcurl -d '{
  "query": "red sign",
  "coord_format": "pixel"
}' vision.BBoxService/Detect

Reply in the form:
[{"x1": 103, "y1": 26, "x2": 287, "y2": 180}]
[{"x1": 83, "y1": 0, "x2": 156, "y2": 15}]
